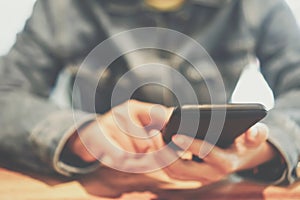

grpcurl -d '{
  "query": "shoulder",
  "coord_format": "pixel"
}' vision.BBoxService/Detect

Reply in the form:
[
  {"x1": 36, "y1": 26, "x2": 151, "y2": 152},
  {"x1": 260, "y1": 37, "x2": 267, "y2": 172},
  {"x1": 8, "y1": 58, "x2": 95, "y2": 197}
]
[
  {"x1": 240, "y1": 0, "x2": 291, "y2": 23},
  {"x1": 239, "y1": 0, "x2": 292, "y2": 34}
]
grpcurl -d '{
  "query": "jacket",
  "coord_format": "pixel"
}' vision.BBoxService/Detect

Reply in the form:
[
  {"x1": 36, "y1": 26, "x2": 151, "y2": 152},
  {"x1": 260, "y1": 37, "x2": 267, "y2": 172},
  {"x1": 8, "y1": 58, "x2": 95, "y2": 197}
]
[{"x1": 0, "y1": 0, "x2": 300, "y2": 184}]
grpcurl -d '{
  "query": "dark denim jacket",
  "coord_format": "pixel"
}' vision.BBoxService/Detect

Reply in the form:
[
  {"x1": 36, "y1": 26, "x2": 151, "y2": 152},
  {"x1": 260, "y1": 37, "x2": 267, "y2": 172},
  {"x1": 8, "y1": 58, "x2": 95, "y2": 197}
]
[{"x1": 1, "y1": 0, "x2": 300, "y2": 184}]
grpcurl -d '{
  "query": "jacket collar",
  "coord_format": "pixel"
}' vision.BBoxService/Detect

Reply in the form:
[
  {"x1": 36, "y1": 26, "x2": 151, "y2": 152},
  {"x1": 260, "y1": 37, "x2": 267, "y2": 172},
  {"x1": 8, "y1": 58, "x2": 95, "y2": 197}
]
[
  {"x1": 103, "y1": 0, "x2": 233, "y2": 15},
  {"x1": 191, "y1": 0, "x2": 232, "y2": 7}
]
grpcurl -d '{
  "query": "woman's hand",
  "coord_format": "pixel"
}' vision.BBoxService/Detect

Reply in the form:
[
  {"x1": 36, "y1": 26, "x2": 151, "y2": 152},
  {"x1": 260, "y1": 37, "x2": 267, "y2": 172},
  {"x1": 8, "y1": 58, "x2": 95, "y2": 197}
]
[
  {"x1": 68, "y1": 100, "x2": 172, "y2": 172},
  {"x1": 154, "y1": 123, "x2": 278, "y2": 185}
]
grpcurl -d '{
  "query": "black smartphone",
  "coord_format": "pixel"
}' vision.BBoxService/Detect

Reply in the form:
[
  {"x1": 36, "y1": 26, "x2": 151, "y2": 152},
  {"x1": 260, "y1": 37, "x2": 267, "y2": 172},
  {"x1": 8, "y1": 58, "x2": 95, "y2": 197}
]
[{"x1": 161, "y1": 103, "x2": 267, "y2": 149}]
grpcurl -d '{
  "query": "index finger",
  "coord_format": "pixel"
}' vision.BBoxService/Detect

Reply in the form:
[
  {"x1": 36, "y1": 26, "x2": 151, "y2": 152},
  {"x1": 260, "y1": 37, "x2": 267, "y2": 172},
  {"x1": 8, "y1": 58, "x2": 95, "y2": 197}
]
[{"x1": 172, "y1": 134, "x2": 227, "y2": 164}]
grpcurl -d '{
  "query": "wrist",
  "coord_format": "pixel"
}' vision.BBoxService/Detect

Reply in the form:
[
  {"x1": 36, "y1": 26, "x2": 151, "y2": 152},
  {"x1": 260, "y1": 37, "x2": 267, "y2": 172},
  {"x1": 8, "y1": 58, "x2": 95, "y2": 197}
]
[
  {"x1": 238, "y1": 142, "x2": 286, "y2": 183},
  {"x1": 67, "y1": 121, "x2": 98, "y2": 163}
]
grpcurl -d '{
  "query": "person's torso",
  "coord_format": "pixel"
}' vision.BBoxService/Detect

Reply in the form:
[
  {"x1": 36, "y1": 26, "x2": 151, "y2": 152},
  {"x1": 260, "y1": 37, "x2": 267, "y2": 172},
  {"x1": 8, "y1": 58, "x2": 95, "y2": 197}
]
[{"x1": 54, "y1": 0, "x2": 258, "y2": 113}]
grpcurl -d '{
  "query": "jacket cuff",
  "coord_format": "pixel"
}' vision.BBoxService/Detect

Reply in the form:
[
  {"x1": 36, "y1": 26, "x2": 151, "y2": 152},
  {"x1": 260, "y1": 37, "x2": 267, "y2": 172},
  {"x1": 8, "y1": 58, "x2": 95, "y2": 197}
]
[
  {"x1": 30, "y1": 110, "x2": 100, "y2": 176},
  {"x1": 265, "y1": 126, "x2": 298, "y2": 184},
  {"x1": 239, "y1": 110, "x2": 299, "y2": 184}
]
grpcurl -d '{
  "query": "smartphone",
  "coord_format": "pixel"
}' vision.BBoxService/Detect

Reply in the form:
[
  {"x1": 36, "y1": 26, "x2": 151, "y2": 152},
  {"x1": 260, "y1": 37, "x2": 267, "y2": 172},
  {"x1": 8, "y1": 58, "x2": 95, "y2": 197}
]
[{"x1": 161, "y1": 103, "x2": 267, "y2": 149}]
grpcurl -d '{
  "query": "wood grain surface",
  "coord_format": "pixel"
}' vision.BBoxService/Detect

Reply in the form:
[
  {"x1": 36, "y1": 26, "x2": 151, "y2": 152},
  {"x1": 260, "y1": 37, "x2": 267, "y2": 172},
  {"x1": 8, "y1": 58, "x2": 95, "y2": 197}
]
[{"x1": 1, "y1": 165, "x2": 300, "y2": 200}]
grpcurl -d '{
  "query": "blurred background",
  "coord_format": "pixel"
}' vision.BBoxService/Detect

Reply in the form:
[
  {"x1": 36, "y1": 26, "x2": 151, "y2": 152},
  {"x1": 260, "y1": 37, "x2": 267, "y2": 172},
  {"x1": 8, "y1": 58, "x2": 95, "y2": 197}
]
[
  {"x1": 0, "y1": 0, "x2": 36, "y2": 55},
  {"x1": 0, "y1": 0, "x2": 300, "y2": 56},
  {"x1": 0, "y1": 0, "x2": 299, "y2": 108}
]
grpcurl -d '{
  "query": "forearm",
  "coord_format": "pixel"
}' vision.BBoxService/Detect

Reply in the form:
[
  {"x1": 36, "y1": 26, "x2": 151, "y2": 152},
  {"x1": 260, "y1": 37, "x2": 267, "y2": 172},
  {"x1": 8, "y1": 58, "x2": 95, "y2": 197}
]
[
  {"x1": 238, "y1": 93, "x2": 300, "y2": 184},
  {"x1": 0, "y1": 88, "x2": 97, "y2": 175},
  {"x1": 263, "y1": 107, "x2": 300, "y2": 184},
  {"x1": 66, "y1": 120, "x2": 99, "y2": 163},
  {"x1": 252, "y1": 0, "x2": 300, "y2": 184}
]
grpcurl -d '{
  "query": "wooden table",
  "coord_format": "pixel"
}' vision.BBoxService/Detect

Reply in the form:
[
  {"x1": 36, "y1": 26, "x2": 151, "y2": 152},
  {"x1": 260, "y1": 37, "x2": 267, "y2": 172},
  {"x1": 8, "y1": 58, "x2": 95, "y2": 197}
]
[{"x1": 1, "y1": 165, "x2": 300, "y2": 200}]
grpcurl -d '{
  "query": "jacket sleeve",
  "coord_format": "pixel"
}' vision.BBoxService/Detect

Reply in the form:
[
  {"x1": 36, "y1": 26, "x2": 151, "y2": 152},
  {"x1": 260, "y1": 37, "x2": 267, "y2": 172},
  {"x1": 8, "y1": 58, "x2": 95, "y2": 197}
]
[
  {"x1": 241, "y1": 0, "x2": 300, "y2": 184},
  {"x1": 0, "y1": 0, "x2": 100, "y2": 176}
]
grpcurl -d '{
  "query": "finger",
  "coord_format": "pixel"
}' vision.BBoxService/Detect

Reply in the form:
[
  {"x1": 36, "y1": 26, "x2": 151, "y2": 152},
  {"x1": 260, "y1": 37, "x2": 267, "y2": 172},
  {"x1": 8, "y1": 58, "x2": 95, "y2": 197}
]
[
  {"x1": 153, "y1": 135, "x2": 182, "y2": 167},
  {"x1": 149, "y1": 130, "x2": 165, "y2": 149},
  {"x1": 154, "y1": 133, "x2": 231, "y2": 183},
  {"x1": 244, "y1": 123, "x2": 269, "y2": 148},
  {"x1": 100, "y1": 118, "x2": 138, "y2": 153},
  {"x1": 111, "y1": 131, "x2": 142, "y2": 152},
  {"x1": 234, "y1": 132, "x2": 246, "y2": 144},
  {"x1": 128, "y1": 120, "x2": 159, "y2": 153},
  {"x1": 88, "y1": 131, "x2": 127, "y2": 166},
  {"x1": 163, "y1": 158, "x2": 226, "y2": 184},
  {"x1": 119, "y1": 151, "x2": 163, "y2": 172},
  {"x1": 172, "y1": 134, "x2": 225, "y2": 164},
  {"x1": 141, "y1": 105, "x2": 173, "y2": 131},
  {"x1": 127, "y1": 100, "x2": 172, "y2": 129},
  {"x1": 109, "y1": 107, "x2": 153, "y2": 153},
  {"x1": 151, "y1": 131, "x2": 200, "y2": 175},
  {"x1": 97, "y1": 130, "x2": 153, "y2": 170}
]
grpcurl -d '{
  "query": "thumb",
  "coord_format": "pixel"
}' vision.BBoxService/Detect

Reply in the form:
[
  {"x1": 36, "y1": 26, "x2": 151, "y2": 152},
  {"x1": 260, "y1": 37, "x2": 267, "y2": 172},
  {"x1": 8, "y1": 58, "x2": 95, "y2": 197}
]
[
  {"x1": 245, "y1": 123, "x2": 269, "y2": 147},
  {"x1": 149, "y1": 130, "x2": 165, "y2": 149}
]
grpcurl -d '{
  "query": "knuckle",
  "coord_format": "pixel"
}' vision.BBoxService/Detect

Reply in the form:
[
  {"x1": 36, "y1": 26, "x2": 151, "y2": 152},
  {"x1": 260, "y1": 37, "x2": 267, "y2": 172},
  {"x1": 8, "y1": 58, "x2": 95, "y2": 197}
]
[
  {"x1": 128, "y1": 99, "x2": 138, "y2": 104},
  {"x1": 218, "y1": 158, "x2": 237, "y2": 174},
  {"x1": 165, "y1": 167, "x2": 180, "y2": 179},
  {"x1": 210, "y1": 172, "x2": 225, "y2": 182},
  {"x1": 167, "y1": 172, "x2": 179, "y2": 180}
]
